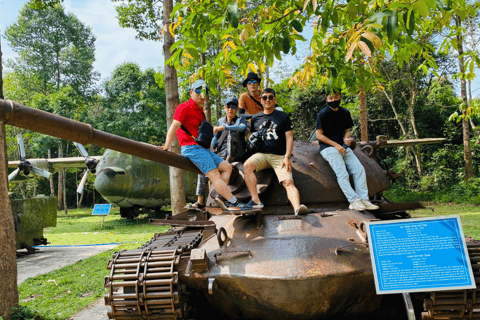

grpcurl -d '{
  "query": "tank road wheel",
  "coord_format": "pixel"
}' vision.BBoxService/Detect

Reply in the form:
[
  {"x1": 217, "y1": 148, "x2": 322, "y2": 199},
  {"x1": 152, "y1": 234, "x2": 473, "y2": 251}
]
[
  {"x1": 120, "y1": 206, "x2": 140, "y2": 219},
  {"x1": 420, "y1": 241, "x2": 480, "y2": 319},
  {"x1": 104, "y1": 229, "x2": 203, "y2": 320}
]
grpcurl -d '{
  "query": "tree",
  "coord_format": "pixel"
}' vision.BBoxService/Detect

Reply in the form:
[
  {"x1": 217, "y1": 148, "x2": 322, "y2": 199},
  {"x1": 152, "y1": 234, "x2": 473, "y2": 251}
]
[
  {"x1": 97, "y1": 62, "x2": 167, "y2": 144},
  {"x1": 113, "y1": 0, "x2": 188, "y2": 214},
  {"x1": 5, "y1": 1, "x2": 98, "y2": 96},
  {"x1": 0, "y1": 32, "x2": 19, "y2": 320}
]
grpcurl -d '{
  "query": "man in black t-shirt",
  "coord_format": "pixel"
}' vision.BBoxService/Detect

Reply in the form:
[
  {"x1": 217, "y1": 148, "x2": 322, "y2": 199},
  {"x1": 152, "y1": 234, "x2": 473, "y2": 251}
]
[
  {"x1": 316, "y1": 89, "x2": 378, "y2": 211},
  {"x1": 243, "y1": 88, "x2": 308, "y2": 215}
]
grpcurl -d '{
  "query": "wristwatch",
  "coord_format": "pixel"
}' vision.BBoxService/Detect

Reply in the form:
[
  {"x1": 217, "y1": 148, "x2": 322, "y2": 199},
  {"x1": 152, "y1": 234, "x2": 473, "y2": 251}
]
[{"x1": 285, "y1": 154, "x2": 292, "y2": 159}]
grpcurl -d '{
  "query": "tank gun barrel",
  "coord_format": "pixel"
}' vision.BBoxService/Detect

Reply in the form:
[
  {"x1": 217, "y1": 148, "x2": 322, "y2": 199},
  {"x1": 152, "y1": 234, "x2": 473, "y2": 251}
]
[
  {"x1": 359, "y1": 135, "x2": 446, "y2": 149},
  {"x1": 0, "y1": 99, "x2": 202, "y2": 174}
]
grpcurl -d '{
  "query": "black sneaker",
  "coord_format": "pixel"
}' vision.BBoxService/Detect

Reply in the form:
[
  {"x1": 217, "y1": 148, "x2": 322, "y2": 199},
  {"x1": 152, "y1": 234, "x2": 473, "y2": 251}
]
[{"x1": 225, "y1": 200, "x2": 252, "y2": 211}]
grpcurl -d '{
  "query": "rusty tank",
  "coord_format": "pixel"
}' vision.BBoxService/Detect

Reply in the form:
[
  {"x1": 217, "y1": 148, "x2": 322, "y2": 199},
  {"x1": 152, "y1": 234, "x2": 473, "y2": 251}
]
[{"x1": 1, "y1": 99, "x2": 479, "y2": 320}]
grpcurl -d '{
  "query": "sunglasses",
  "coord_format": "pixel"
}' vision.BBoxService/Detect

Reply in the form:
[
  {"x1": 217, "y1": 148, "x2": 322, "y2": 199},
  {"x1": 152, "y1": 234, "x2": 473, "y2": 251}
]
[
  {"x1": 226, "y1": 104, "x2": 237, "y2": 109},
  {"x1": 194, "y1": 88, "x2": 209, "y2": 95},
  {"x1": 247, "y1": 80, "x2": 258, "y2": 85},
  {"x1": 261, "y1": 95, "x2": 275, "y2": 101}
]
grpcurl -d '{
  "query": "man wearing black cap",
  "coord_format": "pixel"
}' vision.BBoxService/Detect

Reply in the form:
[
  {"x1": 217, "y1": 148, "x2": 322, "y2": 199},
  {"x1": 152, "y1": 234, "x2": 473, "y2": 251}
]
[
  {"x1": 316, "y1": 89, "x2": 379, "y2": 211},
  {"x1": 239, "y1": 72, "x2": 263, "y2": 115},
  {"x1": 162, "y1": 80, "x2": 248, "y2": 211},
  {"x1": 188, "y1": 96, "x2": 248, "y2": 209}
]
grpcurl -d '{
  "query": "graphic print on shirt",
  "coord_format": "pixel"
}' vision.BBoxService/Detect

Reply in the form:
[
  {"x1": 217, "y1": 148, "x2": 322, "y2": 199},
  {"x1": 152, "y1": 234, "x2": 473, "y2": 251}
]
[{"x1": 259, "y1": 120, "x2": 279, "y2": 141}]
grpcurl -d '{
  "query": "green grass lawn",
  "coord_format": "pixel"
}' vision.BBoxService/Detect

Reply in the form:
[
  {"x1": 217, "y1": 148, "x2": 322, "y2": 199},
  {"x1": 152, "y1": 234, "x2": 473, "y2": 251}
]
[
  {"x1": 44, "y1": 207, "x2": 170, "y2": 245},
  {"x1": 411, "y1": 202, "x2": 480, "y2": 239}
]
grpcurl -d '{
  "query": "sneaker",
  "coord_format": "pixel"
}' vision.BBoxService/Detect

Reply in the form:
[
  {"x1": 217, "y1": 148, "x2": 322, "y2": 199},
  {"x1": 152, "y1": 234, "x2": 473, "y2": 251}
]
[
  {"x1": 349, "y1": 199, "x2": 366, "y2": 211},
  {"x1": 214, "y1": 196, "x2": 228, "y2": 210},
  {"x1": 295, "y1": 204, "x2": 309, "y2": 215},
  {"x1": 225, "y1": 200, "x2": 251, "y2": 211},
  {"x1": 246, "y1": 199, "x2": 264, "y2": 209},
  {"x1": 361, "y1": 199, "x2": 379, "y2": 210},
  {"x1": 186, "y1": 201, "x2": 205, "y2": 209}
]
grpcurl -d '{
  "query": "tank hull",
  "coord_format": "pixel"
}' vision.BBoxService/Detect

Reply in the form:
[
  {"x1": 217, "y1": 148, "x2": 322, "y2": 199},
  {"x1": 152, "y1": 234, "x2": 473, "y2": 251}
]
[{"x1": 183, "y1": 210, "x2": 383, "y2": 319}]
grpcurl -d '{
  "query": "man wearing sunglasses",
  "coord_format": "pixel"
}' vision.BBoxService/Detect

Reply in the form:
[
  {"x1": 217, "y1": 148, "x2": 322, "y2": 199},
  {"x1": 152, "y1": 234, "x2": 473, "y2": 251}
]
[
  {"x1": 238, "y1": 72, "x2": 263, "y2": 115},
  {"x1": 162, "y1": 80, "x2": 248, "y2": 211},
  {"x1": 189, "y1": 97, "x2": 248, "y2": 209},
  {"x1": 243, "y1": 88, "x2": 309, "y2": 215},
  {"x1": 316, "y1": 89, "x2": 379, "y2": 211}
]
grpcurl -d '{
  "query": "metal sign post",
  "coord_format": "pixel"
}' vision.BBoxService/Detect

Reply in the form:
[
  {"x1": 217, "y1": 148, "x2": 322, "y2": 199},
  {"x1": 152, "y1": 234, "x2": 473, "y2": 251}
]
[{"x1": 92, "y1": 204, "x2": 112, "y2": 228}]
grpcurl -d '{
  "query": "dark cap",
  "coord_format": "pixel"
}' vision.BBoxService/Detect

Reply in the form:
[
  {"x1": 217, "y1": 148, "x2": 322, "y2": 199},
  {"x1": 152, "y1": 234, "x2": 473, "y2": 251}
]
[
  {"x1": 223, "y1": 96, "x2": 238, "y2": 106},
  {"x1": 242, "y1": 72, "x2": 261, "y2": 87}
]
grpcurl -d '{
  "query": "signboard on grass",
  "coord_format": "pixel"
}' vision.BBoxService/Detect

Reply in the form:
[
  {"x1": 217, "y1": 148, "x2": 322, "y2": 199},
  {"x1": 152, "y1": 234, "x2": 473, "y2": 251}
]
[
  {"x1": 92, "y1": 204, "x2": 112, "y2": 216},
  {"x1": 367, "y1": 216, "x2": 475, "y2": 294}
]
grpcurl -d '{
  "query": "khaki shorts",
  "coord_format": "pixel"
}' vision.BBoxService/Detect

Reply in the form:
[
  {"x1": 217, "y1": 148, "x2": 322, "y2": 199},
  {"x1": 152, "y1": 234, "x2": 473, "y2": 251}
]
[{"x1": 247, "y1": 153, "x2": 293, "y2": 183}]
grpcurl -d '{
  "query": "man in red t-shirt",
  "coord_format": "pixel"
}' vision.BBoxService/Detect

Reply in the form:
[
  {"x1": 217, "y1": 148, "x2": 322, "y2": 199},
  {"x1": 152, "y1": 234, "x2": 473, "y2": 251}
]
[{"x1": 162, "y1": 80, "x2": 249, "y2": 211}]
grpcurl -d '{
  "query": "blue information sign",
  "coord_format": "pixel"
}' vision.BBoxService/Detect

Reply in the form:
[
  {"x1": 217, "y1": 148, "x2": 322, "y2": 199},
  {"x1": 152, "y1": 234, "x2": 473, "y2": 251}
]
[
  {"x1": 92, "y1": 204, "x2": 112, "y2": 216},
  {"x1": 367, "y1": 216, "x2": 475, "y2": 294}
]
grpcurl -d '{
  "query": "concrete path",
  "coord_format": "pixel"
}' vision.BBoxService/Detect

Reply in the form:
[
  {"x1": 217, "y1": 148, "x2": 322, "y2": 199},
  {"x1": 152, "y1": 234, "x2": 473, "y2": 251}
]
[{"x1": 17, "y1": 244, "x2": 117, "y2": 319}]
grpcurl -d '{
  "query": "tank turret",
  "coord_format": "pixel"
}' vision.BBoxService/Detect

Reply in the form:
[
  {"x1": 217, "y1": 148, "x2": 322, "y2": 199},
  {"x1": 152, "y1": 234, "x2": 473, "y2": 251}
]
[{"x1": 2, "y1": 99, "x2": 467, "y2": 320}]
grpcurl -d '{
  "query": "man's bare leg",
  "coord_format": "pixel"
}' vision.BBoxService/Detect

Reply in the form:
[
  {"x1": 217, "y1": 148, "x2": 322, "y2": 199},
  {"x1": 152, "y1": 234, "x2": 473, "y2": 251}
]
[
  {"x1": 282, "y1": 179, "x2": 300, "y2": 211},
  {"x1": 217, "y1": 160, "x2": 232, "y2": 185},
  {"x1": 206, "y1": 169, "x2": 234, "y2": 200},
  {"x1": 243, "y1": 160, "x2": 261, "y2": 204}
]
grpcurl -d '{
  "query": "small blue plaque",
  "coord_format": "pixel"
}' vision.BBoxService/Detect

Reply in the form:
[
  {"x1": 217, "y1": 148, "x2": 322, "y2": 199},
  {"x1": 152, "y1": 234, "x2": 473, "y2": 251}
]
[
  {"x1": 92, "y1": 204, "x2": 112, "y2": 216},
  {"x1": 367, "y1": 216, "x2": 476, "y2": 294}
]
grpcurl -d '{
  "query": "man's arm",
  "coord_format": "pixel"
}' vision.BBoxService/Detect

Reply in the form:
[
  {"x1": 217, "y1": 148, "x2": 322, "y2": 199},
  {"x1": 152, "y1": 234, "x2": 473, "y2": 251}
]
[
  {"x1": 316, "y1": 129, "x2": 347, "y2": 155},
  {"x1": 161, "y1": 120, "x2": 182, "y2": 151},
  {"x1": 343, "y1": 128, "x2": 351, "y2": 146},
  {"x1": 281, "y1": 130, "x2": 294, "y2": 172}
]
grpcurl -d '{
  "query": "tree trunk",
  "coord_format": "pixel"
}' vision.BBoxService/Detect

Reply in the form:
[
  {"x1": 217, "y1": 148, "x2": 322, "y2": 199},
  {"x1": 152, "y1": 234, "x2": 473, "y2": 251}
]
[
  {"x1": 163, "y1": 0, "x2": 186, "y2": 215},
  {"x1": 216, "y1": 84, "x2": 223, "y2": 122},
  {"x1": 358, "y1": 87, "x2": 368, "y2": 142},
  {"x1": 63, "y1": 167, "x2": 67, "y2": 214},
  {"x1": 0, "y1": 35, "x2": 18, "y2": 320},
  {"x1": 200, "y1": 52, "x2": 211, "y2": 123},
  {"x1": 0, "y1": 123, "x2": 19, "y2": 319},
  {"x1": 455, "y1": 15, "x2": 474, "y2": 180},
  {"x1": 48, "y1": 149, "x2": 55, "y2": 196},
  {"x1": 265, "y1": 56, "x2": 269, "y2": 81},
  {"x1": 57, "y1": 142, "x2": 64, "y2": 210}
]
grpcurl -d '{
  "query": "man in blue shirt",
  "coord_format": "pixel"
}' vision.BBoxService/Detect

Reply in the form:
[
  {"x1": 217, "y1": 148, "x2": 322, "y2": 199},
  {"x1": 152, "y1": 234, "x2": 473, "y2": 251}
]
[{"x1": 316, "y1": 89, "x2": 379, "y2": 211}]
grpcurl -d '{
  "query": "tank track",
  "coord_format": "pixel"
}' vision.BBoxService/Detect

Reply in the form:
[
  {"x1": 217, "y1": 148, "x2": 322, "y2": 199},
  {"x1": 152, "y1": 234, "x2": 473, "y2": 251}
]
[
  {"x1": 422, "y1": 242, "x2": 480, "y2": 319},
  {"x1": 104, "y1": 228, "x2": 203, "y2": 320}
]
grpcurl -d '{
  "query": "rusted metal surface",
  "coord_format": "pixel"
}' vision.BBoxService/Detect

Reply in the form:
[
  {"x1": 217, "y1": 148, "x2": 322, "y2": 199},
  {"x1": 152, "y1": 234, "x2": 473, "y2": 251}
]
[
  {"x1": 0, "y1": 99, "x2": 201, "y2": 174},
  {"x1": 104, "y1": 229, "x2": 203, "y2": 320},
  {"x1": 421, "y1": 241, "x2": 480, "y2": 320}
]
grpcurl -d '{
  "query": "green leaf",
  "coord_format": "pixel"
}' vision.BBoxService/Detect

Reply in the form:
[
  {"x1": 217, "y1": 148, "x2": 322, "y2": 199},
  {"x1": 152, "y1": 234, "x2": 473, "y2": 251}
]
[
  {"x1": 330, "y1": 67, "x2": 337, "y2": 78},
  {"x1": 331, "y1": 10, "x2": 338, "y2": 25},
  {"x1": 436, "y1": 0, "x2": 445, "y2": 10},
  {"x1": 417, "y1": 1, "x2": 428, "y2": 18},
  {"x1": 291, "y1": 34, "x2": 307, "y2": 41},
  {"x1": 185, "y1": 46, "x2": 200, "y2": 61},
  {"x1": 405, "y1": 9, "x2": 415, "y2": 36},
  {"x1": 292, "y1": 20, "x2": 303, "y2": 32},
  {"x1": 386, "y1": 10, "x2": 398, "y2": 44},
  {"x1": 425, "y1": 0, "x2": 436, "y2": 9},
  {"x1": 283, "y1": 35, "x2": 291, "y2": 54},
  {"x1": 370, "y1": 10, "x2": 393, "y2": 22},
  {"x1": 227, "y1": 2, "x2": 239, "y2": 29},
  {"x1": 321, "y1": 9, "x2": 330, "y2": 29},
  {"x1": 230, "y1": 54, "x2": 239, "y2": 64}
]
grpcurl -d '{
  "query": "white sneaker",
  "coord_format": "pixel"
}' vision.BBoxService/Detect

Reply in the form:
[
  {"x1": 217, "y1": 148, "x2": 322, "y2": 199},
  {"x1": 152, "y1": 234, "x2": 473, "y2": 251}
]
[
  {"x1": 361, "y1": 199, "x2": 379, "y2": 210},
  {"x1": 349, "y1": 199, "x2": 366, "y2": 211}
]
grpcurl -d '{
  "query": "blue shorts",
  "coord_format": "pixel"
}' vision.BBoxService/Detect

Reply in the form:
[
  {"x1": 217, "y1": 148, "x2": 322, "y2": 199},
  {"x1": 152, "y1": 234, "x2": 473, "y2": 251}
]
[{"x1": 181, "y1": 145, "x2": 224, "y2": 175}]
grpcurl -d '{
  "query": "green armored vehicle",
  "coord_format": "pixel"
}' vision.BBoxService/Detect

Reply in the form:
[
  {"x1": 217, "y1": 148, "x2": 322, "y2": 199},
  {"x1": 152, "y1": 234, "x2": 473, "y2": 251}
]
[{"x1": 11, "y1": 196, "x2": 57, "y2": 253}]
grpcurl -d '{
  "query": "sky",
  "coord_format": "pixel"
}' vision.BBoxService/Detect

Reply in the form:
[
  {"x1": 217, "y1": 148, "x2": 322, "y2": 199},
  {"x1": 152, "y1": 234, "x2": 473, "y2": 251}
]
[
  {"x1": 0, "y1": 0, "x2": 478, "y2": 99},
  {"x1": 0, "y1": 0, "x2": 165, "y2": 83}
]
